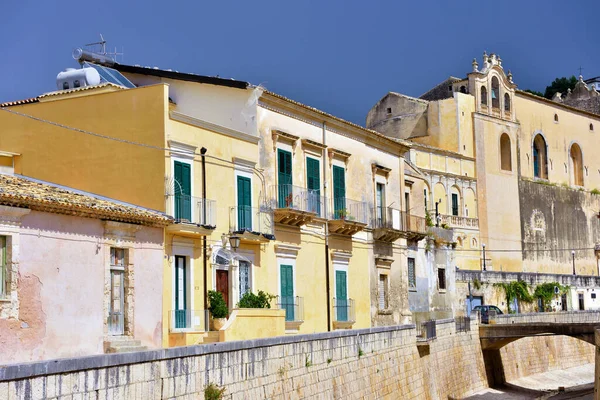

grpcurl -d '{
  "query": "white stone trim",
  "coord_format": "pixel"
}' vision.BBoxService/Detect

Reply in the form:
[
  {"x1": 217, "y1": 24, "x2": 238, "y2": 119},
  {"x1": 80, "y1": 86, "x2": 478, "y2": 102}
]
[{"x1": 170, "y1": 111, "x2": 260, "y2": 144}]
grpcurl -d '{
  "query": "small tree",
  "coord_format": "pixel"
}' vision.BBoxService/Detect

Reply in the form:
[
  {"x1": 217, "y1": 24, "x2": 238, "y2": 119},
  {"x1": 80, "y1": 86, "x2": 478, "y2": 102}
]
[
  {"x1": 207, "y1": 290, "x2": 228, "y2": 319},
  {"x1": 543, "y1": 76, "x2": 578, "y2": 99},
  {"x1": 534, "y1": 282, "x2": 567, "y2": 312},
  {"x1": 493, "y1": 280, "x2": 533, "y2": 313}
]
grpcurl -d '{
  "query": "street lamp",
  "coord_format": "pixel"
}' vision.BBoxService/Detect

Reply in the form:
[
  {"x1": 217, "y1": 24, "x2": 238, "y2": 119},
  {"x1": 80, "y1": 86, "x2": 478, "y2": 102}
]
[
  {"x1": 482, "y1": 243, "x2": 487, "y2": 271},
  {"x1": 572, "y1": 250, "x2": 576, "y2": 275},
  {"x1": 229, "y1": 235, "x2": 241, "y2": 252}
]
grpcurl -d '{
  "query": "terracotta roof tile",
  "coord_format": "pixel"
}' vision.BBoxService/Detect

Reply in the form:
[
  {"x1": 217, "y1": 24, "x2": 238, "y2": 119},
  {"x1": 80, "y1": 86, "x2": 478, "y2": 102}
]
[
  {"x1": 0, "y1": 175, "x2": 171, "y2": 227},
  {"x1": 0, "y1": 97, "x2": 39, "y2": 107}
]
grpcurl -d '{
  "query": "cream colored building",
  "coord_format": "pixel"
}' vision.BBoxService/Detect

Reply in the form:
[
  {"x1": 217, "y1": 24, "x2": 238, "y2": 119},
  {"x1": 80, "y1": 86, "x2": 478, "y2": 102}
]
[{"x1": 368, "y1": 51, "x2": 600, "y2": 313}]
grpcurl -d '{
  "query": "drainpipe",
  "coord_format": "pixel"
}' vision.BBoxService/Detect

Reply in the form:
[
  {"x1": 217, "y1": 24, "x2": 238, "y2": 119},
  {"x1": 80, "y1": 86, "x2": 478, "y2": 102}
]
[
  {"x1": 201, "y1": 147, "x2": 208, "y2": 315},
  {"x1": 323, "y1": 121, "x2": 331, "y2": 331}
]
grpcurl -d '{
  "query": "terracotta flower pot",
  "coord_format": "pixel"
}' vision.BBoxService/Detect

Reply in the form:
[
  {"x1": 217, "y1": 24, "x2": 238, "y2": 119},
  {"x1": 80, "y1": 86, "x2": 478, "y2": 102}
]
[{"x1": 211, "y1": 318, "x2": 227, "y2": 331}]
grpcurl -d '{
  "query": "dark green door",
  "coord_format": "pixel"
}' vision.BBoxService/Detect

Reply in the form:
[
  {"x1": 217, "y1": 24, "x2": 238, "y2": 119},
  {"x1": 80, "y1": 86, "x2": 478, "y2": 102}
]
[
  {"x1": 333, "y1": 166, "x2": 346, "y2": 218},
  {"x1": 306, "y1": 158, "x2": 321, "y2": 215},
  {"x1": 336, "y1": 270, "x2": 348, "y2": 322},
  {"x1": 237, "y1": 176, "x2": 252, "y2": 230},
  {"x1": 174, "y1": 161, "x2": 191, "y2": 221},
  {"x1": 174, "y1": 256, "x2": 187, "y2": 329},
  {"x1": 280, "y1": 264, "x2": 294, "y2": 321},
  {"x1": 278, "y1": 149, "x2": 293, "y2": 208}
]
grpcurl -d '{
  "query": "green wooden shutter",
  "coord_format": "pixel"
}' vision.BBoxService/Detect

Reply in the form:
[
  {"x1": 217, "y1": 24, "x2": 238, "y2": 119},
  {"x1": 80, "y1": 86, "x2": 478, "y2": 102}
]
[
  {"x1": 277, "y1": 150, "x2": 293, "y2": 208},
  {"x1": 333, "y1": 166, "x2": 346, "y2": 218},
  {"x1": 452, "y1": 193, "x2": 459, "y2": 216},
  {"x1": 306, "y1": 158, "x2": 321, "y2": 215},
  {"x1": 237, "y1": 176, "x2": 252, "y2": 230},
  {"x1": 336, "y1": 270, "x2": 348, "y2": 321},
  {"x1": 175, "y1": 256, "x2": 187, "y2": 329},
  {"x1": 174, "y1": 161, "x2": 192, "y2": 221},
  {"x1": 280, "y1": 265, "x2": 294, "y2": 321}
]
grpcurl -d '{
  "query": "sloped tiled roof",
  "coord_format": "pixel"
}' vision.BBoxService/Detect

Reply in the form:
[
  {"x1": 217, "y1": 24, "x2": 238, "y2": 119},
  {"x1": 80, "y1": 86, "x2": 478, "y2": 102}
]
[
  {"x1": 0, "y1": 174, "x2": 171, "y2": 227},
  {"x1": 0, "y1": 97, "x2": 39, "y2": 107}
]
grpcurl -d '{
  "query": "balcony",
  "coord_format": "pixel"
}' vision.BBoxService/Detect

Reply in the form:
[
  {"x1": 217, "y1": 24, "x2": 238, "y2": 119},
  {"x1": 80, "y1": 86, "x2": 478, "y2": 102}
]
[
  {"x1": 268, "y1": 185, "x2": 324, "y2": 226},
  {"x1": 371, "y1": 207, "x2": 428, "y2": 242},
  {"x1": 333, "y1": 298, "x2": 356, "y2": 329},
  {"x1": 169, "y1": 309, "x2": 209, "y2": 332},
  {"x1": 439, "y1": 214, "x2": 479, "y2": 229},
  {"x1": 275, "y1": 295, "x2": 304, "y2": 331},
  {"x1": 229, "y1": 206, "x2": 275, "y2": 242},
  {"x1": 328, "y1": 199, "x2": 368, "y2": 236},
  {"x1": 166, "y1": 195, "x2": 216, "y2": 237}
]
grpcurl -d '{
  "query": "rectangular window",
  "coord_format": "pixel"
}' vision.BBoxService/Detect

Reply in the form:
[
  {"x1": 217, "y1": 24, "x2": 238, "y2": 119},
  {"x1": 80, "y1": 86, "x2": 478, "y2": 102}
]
[
  {"x1": 280, "y1": 264, "x2": 294, "y2": 321},
  {"x1": 277, "y1": 149, "x2": 292, "y2": 208},
  {"x1": 438, "y1": 268, "x2": 446, "y2": 290},
  {"x1": 0, "y1": 236, "x2": 6, "y2": 298},
  {"x1": 451, "y1": 193, "x2": 459, "y2": 216},
  {"x1": 332, "y1": 165, "x2": 346, "y2": 218},
  {"x1": 237, "y1": 176, "x2": 252, "y2": 230},
  {"x1": 378, "y1": 274, "x2": 388, "y2": 310},
  {"x1": 306, "y1": 158, "x2": 321, "y2": 215},
  {"x1": 239, "y1": 260, "x2": 251, "y2": 298},
  {"x1": 408, "y1": 257, "x2": 416, "y2": 289},
  {"x1": 376, "y1": 182, "x2": 385, "y2": 222},
  {"x1": 174, "y1": 161, "x2": 192, "y2": 221},
  {"x1": 109, "y1": 248, "x2": 127, "y2": 335},
  {"x1": 405, "y1": 192, "x2": 410, "y2": 213}
]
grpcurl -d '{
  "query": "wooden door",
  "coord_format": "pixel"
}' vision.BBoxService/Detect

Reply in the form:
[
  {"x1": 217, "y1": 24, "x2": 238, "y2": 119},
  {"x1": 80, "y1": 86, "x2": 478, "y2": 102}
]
[
  {"x1": 336, "y1": 270, "x2": 348, "y2": 322},
  {"x1": 280, "y1": 264, "x2": 294, "y2": 321},
  {"x1": 278, "y1": 149, "x2": 292, "y2": 208},
  {"x1": 216, "y1": 270, "x2": 229, "y2": 310}
]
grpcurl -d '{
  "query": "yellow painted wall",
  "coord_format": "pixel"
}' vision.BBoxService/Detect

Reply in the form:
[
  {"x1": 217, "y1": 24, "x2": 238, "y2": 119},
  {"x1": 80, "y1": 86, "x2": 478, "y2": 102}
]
[
  {"x1": 219, "y1": 308, "x2": 285, "y2": 342},
  {"x1": 0, "y1": 84, "x2": 169, "y2": 211}
]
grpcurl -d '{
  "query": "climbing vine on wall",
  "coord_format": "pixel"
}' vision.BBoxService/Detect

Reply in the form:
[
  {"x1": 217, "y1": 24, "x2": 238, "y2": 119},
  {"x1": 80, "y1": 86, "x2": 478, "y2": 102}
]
[
  {"x1": 534, "y1": 282, "x2": 568, "y2": 311},
  {"x1": 493, "y1": 280, "x2": 534, "y2": 313}
]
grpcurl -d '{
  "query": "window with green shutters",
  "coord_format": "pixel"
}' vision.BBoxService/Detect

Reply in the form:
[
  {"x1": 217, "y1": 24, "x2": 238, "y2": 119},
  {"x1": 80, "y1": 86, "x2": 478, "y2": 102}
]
[
  {"x1": 280, "y1": 264, "x2": 294, "y2": 321},
  {"x1": 333, "y1": 166, "x2": 346, "y2": 218},
  {"x1": 174, "y1": 256, "x2": 187, "y2": 329},
  {"x1": 306, "y1": 158, "x2": 321, "y2": 215},
  {"x1": 237, "y1": 176, "x2": 252, "y2": 230},
  {"x1": 277, "y1": 149, "x2": 293, "y2": 208},
  {"x1": 174, "y1": 161, "x2": 192, "y2": 221},
  {"x1": 451, "y1": 193, "x2": 459, "y2": 216},
  {"x1": 335, "y1": 270, "x2": 348, "y2": 322}
]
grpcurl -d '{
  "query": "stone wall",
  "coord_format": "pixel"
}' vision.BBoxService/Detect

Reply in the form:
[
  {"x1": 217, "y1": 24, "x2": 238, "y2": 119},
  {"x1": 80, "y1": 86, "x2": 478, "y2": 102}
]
[
  {"x1": 500, "y1": 335, "x2": 594, "y2": 381},
  {"x1": 0, "y1": 321, "x2": 487, "y2": 400}
]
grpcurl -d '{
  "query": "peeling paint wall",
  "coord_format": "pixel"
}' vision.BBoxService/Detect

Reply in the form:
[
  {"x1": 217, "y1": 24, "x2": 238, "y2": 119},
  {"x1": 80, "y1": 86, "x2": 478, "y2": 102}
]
[{"x1": 0, "y1": 210, "x2": 164, "y2": 364}]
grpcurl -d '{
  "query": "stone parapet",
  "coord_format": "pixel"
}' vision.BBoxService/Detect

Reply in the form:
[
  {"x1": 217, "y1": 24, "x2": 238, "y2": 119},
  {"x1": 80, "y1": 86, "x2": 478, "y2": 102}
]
[{"x1": 457, "y1": 269, "x2": 600, "y2": 287}]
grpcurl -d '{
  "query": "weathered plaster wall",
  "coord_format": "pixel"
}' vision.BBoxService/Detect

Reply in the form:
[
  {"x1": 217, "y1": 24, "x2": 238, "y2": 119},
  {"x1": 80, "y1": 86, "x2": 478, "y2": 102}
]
[
  {"x1": 0, "y1": 211, "x2": 164, "y2": 364},
  {"x1": 365, "y1": 93, "x2": 428, "y2": 140},
  {"x1": 0, "y1": 321, "x2": 488, "y2": 400},
  {"x1": 518, "y1": 179, "x2": 600, "y2": 275}
]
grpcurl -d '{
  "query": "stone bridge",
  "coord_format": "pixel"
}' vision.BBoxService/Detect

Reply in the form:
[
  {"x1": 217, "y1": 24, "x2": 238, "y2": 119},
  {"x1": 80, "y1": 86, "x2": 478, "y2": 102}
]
[{"x1": 476, "y1": 311, "x2": 600, "y2": 387}]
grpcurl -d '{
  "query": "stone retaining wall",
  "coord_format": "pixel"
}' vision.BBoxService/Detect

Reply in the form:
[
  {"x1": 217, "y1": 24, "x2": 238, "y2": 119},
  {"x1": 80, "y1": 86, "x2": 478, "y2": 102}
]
[{"x1": 0, "y1": 320, "x2": 487, "y2": 400}]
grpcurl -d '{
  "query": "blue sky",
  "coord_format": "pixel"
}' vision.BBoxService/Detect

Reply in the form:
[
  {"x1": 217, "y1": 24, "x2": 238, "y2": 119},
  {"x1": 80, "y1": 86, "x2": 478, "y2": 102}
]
[{"x1": 1, "y1": 0, "x2": 599, "y2": 125}]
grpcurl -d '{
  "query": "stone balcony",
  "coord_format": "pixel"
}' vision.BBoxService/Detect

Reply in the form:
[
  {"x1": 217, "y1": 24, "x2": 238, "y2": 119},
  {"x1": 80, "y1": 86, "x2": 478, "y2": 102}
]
[{"x1": 439, "y1": 214, "x2": 479, "y2": 230}]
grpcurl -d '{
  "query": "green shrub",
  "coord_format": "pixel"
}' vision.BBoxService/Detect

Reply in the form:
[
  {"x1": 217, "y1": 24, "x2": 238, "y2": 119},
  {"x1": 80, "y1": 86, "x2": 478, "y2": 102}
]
[
  {"x1": 591, "y1": 188, "x2": 600, "y2": 195},
  {"x1": 534, "y1": 282, "x2": 567, "y2": 311},
  {"x1": 237, "y1": 290, "x2": 276, "y2": 309},
  {"x1": 207, "y1": 290, "x2": 228, "y2": 319},
  {"x1": 204, "y1": 383, "x2": 225, "y2": 400},
  {"x1": 425, "y1": 209, "x2": 434, "y2": 227}
]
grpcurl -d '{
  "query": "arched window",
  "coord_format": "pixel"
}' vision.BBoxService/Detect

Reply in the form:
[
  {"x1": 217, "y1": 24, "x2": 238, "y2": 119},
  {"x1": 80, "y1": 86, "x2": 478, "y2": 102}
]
[
  {"x1": 73, "y1": 80, "x2": 80, "y2": 88},
  {"x1": 570, "y1": 143, "x2": 584, "y2": 186},
  {"x1": 590, "y1": 123, "x2": 594, "y2": 131},
  {"x1": 533, "y1": 134, "x2": 548, "y2": 179},
  {"x1": 481, "y1": 86, "x2": 487, "y2": 106},
  {"x1": 450, "y1": 186, "x2": 461, "y2": 216},
  {"x1": 491, "y1": 77, "x2": 500, "y2": 108},
  {"x1": 460, "y1": 86, "x2": 466, "y2": 94},
  {"x1": 62, "y1": 82, "x2": 69, "y2": 90},
  {"x1": 554, "y1": 114, "x2": 559, "y2": 122},
  {"x1": 504, "y1": 93, "x2": 511, "y2": 112},
  {"x1": 500, "y1": 133, "x2": 512, "y2": 171}
]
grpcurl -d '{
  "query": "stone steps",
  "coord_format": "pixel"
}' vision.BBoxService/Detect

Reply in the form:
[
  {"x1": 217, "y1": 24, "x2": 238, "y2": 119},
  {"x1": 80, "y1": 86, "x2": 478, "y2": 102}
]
[{"x1": 202, "y1": 332, "x2": 220, "y2": 344}]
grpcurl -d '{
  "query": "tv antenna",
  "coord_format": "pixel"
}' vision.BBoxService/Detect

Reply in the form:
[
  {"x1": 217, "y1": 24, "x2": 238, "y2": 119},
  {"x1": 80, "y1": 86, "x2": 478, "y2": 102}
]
[{"x1": 83, "y1": 34, "x2": 124, "y2": 63}]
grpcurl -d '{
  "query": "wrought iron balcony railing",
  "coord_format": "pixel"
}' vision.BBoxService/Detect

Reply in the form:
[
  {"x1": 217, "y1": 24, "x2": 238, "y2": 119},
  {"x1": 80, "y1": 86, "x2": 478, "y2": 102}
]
[
  {"x1": 275, "y1": 295, "x2": 304, "y2": 322},
  {"x1": 371, "y1": 207, "x2": 427, "y2": 234},
  {"x1": 330, "y1": 198, "x2": 369, "y2": 225},
  {"x1": 229, "y1": 206, "x2": 274, "y2": 238},
  {"x1": 169, "y1": 195, "x2": 217, "y2": 227},
  {"x1": 268, "y1": 185, "x2": 326, "y2": 218},
  {"x1": 333, "y1": 298, "x2": 356, "y2": 323}
]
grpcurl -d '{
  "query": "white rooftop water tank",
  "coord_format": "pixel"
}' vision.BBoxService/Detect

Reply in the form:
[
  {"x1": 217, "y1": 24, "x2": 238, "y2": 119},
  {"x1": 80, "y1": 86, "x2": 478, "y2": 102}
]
[{"x1": 56, "y1": 67, "x2": 101, "y2": 91}]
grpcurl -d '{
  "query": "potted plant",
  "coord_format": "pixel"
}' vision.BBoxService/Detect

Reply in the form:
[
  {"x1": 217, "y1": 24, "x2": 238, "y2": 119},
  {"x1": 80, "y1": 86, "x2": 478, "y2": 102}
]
[{"x1": 208, "y1": 290, "x2": 228, "y2": 330}]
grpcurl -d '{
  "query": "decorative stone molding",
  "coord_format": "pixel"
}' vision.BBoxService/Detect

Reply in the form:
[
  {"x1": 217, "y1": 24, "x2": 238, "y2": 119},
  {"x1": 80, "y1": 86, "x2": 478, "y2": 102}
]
[
  {"x1": 274, "y1": 243, "x2": 300, "y2": 258},
  {"x1": 167, "y1": 140, "x2": 197, "y2": 159},
  {"x1": 327, "y1": 148, "x2": 351, "y2": 167},
  {"x1": 103, "y1": 221, "x2": 141, "y2": 242},
  {"x1": 271, "y1": 129, "x2": 299, "y2": 153}
]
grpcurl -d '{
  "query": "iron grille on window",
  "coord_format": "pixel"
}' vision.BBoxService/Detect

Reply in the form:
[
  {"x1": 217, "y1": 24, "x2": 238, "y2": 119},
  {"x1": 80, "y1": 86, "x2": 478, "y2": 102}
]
[
  {"x1": 438, "y1": 268, "x2": 446, "y2": 290},
  {"x1": 408, "y1": 258, "x2": 416, "y2": 289}
]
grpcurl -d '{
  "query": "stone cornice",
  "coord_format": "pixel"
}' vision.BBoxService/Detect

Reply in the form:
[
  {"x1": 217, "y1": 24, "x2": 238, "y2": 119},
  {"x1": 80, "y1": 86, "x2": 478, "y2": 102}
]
[{"x1": 170, "y1": 111, "x2": 260, "y2": 144}]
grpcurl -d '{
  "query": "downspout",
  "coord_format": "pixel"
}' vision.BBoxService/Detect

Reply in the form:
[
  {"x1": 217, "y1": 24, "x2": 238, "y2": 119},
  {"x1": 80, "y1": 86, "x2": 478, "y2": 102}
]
[
  {"x1": 201, "y1": 147, "x2": 208, "y2": 317},
  {"x1": 323, "y1": 121, "x2": 331, "y2": 331}
]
